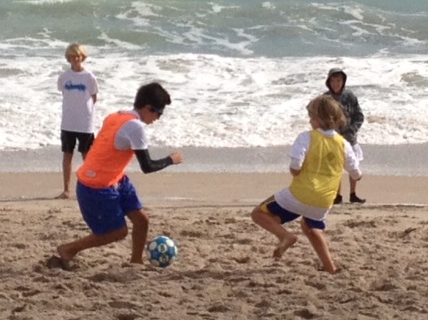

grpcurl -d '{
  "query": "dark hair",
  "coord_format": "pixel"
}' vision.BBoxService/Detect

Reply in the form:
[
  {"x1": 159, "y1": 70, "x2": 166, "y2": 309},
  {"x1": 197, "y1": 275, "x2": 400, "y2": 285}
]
[
  {"x1": 306, "y1": 95, "x2": 346, "y2": 130},
  {"x1": 133, "y1": 82, "x2": 171, "y2": 110}
]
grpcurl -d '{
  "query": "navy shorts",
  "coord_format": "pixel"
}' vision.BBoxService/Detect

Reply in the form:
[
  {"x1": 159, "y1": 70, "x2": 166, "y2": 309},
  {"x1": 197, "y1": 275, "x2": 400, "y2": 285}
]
[
  {"x1": 61, "y1": 130, "x2": 94, "y2": 154},
  {"x1": 259, "y1": 196, "x2": 326, "y2": 230},
  {"x1": 76, "y1": 175, "x2": 143, "y2": 235}
]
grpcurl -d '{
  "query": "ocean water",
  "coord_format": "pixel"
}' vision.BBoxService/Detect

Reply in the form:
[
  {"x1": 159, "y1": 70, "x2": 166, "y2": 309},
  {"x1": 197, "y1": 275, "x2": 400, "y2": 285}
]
[{"x1": 0, "y1": 0, "x2": 428, "y2": 154}]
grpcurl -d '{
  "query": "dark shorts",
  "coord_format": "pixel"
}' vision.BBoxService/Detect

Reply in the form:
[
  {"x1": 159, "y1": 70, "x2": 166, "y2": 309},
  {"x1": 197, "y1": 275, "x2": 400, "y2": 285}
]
[
  {"x1": 76, "y1": 175, "x2": 143, "y2": 235},
  {"x1": 61, "y1": 130, "x2": 94, "y2": 154},
  {"x1": 259, "y1": 196, "x2": 326, "y2": 230}
]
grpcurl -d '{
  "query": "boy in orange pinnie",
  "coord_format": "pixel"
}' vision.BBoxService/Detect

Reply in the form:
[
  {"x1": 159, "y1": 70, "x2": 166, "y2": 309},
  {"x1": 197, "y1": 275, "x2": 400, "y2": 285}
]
[
  {"x1": 251, "y1": 95, "x2": 362, "y2": 274},
  {"x1": 51, "y1": 82, "x2": 183, "y2": 269}
]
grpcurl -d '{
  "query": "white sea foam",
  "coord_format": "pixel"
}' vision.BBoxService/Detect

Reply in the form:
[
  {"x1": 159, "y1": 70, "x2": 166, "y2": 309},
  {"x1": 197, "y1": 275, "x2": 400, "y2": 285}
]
[
  {"x1": 1, "y1": 52, "x2": 428, "y2": 150},
  {"x1": 16, "y1": 0, "x2": 76, "y2": 4},
  {"x1": 1, "y1": 0, "x2": 427, "y2": 150}
]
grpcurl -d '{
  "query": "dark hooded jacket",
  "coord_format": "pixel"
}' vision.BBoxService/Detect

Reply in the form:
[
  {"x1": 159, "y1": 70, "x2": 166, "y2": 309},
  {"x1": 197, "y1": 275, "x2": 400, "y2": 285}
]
[{"x1": 324, "y1": 68, "x2": 364, "y2": 145}]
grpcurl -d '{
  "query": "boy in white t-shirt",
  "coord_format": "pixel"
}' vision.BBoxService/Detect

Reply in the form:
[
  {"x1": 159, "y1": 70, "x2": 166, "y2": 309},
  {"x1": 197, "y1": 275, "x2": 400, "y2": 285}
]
[
  {"x1": 56, "y1": 43, "x2": 99, "y2": 199},
  {"x1": 251, "y1": 95, "x2": 362, "y2": 274}
]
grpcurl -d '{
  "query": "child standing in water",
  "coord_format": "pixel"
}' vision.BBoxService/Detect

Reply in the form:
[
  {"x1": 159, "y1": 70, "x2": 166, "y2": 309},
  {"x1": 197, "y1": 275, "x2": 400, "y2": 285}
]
[
  {"x1": 56, "y1": 43, "x2": 99, "y2": 199},
  {"x1": 251, "y1": 95, "x2": 362, "y2": 274}
]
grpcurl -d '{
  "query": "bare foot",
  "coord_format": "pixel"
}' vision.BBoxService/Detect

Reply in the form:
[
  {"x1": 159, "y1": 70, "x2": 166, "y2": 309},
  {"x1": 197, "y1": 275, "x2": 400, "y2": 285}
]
[
  {"x1": 273, "y1": 234, "x2": 298, "y2": 260},
  {"x1": 55, "y1": 191, "x2": 70, "y2": 199},
  {"x1": 54, "y1": 244, "x2": 76, "y2": 270},
  {"x1": 46, "y1": 255, "x2": 73, "y2": 271},
  {"x1": 130, "y1": 259, "x2": 144, "y2": 264},
  {"x1": 330, "y1": 267, "x2": 342, "y2": 274},
  {"x1": 317, "y1": 264, "x2": 342, "y2": 275}
]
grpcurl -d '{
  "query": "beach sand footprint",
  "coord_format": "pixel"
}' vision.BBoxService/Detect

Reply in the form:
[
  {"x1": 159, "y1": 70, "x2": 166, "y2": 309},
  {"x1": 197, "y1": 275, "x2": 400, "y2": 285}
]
[{"x1": 45, "y1": 255, "x2": 75, "y2": 271}]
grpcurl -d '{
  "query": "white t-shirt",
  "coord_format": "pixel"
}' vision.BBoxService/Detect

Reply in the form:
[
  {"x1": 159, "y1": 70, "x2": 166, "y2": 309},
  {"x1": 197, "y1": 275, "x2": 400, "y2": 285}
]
[
  {"x1": 114, "y1": 110, "x2": 149, "y2": 150},
  {"x1": 58, "y1": 69, "x2": 98, "y2": 133},
  {"x1": 274, "y1": 128, "x2": 362, "y2": 221}
]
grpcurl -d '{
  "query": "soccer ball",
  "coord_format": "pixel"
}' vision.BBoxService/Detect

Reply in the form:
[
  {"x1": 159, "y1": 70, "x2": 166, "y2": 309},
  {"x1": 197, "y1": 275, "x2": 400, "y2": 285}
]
[{"x1": 146, "y1": 236, "x2": 178, "y2": 268}]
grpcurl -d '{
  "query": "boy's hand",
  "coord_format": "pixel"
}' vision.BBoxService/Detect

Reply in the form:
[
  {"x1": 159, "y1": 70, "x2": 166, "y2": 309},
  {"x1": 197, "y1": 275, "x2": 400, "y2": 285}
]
[
  {"x1": 351, "y1": 175, "x2": 362, "y2": 181},
  {"x1": 289, "y1": 168, "x2": 301, "y2": 176},
  {"x1": 169, "y1": 152, "x2": 183, "y2": 164}
]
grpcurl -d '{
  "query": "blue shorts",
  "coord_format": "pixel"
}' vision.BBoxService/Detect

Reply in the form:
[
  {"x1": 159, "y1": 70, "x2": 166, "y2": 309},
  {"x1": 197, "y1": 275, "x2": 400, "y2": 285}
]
[
  {"x1": 259, "y1": 196, "x2": 326, "y2": 230},
  {"x1": 76, "y1": 175, "x2": 143, "y2": 235}
]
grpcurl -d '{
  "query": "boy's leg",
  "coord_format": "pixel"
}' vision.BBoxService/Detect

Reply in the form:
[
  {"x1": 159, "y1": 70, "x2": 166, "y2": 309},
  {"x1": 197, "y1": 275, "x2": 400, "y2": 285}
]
[
  {"x1": 117, "y1": 175, "x2": 147, "y2": 264},
  {"x1": 349, "y1": 176, "x2": 356, "y2": 193},
  {"x1": 57, "y1": 130, "x2": 78, "y2": 199},
  {"x1": 251, "y1": 205, "x2": 297, "y2": 259},
  {"x1": 57, "y1": 227, "x2": 128, "y2": 266},
  {"x1": 56, "y1": 152, "x2": 73, "y2": 199},
  {"x1": 57, "y1": 180, "x2": 129, "y2": 267},
  {"x1": 126, "y1": 209, "x2": 149, "y2": 264},
  {"x1": 349, "y1": 143, "x2": 365, "y2": 203},
  {"x1": 300, "y1": 218, "x2": 338, "y2": 274},
  {"x1": 349, "y1": 177, "x2": 366, "y2": 203}
]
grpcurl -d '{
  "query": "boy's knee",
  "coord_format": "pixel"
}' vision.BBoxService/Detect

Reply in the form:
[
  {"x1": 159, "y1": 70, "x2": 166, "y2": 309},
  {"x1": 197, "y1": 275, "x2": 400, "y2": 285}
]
[
  {"x1": 251, "y1": 206, "x2": 262, "y2": 222},
  {"x1": 116, "y1": 226, "x2": 128, "y2": 239},
  {"x1": 136, "y1": 212, "x2": 149, "y2": 226},
  {"x1": 129, "y1": 209, "x2": 149, "y2": 227}
]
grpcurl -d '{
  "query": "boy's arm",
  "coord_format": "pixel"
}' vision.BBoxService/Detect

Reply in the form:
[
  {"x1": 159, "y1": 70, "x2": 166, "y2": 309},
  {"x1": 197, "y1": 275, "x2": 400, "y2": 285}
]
[
  {"x1": 288, "y1": 131, "x2": 309, "y2": 176},
  {"x1": 89, "y1": 72, "x2": 99, "y2": 104},
  {"x1": 341, "y1": 93, "x2": 364, "y2": 141},
  {"x1": 57, "y1": 74, "x2": 63, "y2": 92},
  {"x1": 343, "y1": 141, "x2": 362, "y2": 181},
  {"x1": 289, "y1": 168, "x2": 301, "y2": 176},
  {"x1": 289, "y1": 158, "x2": 302, "y2": 176},
  {"x1": 349, "y1": 95, "x2": 364, "y2": 132},
  {"x1": 134, "y1": 149, "x2": 182, "y2": 173}
]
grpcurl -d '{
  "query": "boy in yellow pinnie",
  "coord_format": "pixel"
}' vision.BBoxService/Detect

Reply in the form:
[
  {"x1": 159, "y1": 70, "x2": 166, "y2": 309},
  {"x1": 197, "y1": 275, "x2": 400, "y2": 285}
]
[{"x1": 251, "y1": 95, "x2": 362, "y2": 274}]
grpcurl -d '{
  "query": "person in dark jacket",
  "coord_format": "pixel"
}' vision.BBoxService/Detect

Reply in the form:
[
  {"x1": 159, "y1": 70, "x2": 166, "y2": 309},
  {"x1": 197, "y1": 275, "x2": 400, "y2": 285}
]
[{"x1": 324, "y1": 68, "x2": 365, "y2": 204}]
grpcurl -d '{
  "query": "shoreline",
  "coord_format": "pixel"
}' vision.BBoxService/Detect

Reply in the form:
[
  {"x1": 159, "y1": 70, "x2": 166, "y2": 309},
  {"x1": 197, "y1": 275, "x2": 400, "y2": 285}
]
[
  {"x1": 2, "y1": 143, "x2": 428, "y2": 176},
  {"x1": 2, "y1": 172, "x2": 428, "y2": 205}
]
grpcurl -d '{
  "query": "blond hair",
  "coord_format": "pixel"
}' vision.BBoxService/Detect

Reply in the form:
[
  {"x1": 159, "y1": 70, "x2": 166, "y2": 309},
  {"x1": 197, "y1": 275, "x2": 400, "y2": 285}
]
[
  {"x1": 306, "y1": 95, "x2": 346, "y2": 130},
  {"x1": 65, "y1": 43, "x2": 88, "y2": 62}
]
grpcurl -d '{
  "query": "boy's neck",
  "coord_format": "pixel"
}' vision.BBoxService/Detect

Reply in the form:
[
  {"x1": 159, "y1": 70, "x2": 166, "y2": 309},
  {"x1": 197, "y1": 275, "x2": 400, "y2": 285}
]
[{"x1": 71, "y1": 66, "x2": 84, "y2": 72}]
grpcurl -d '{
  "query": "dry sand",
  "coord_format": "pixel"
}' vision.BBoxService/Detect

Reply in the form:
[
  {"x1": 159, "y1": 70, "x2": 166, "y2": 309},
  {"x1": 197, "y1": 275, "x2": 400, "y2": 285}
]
[{"x1": 0, "y1": 172, "x2": 427, "y2": 320}]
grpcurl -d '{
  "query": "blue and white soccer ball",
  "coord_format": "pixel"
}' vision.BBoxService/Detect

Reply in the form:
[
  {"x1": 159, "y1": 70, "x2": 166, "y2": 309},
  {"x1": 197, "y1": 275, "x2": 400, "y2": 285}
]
[{"x1": 146, "y1": 236, "x2": 178, "y2": 268}]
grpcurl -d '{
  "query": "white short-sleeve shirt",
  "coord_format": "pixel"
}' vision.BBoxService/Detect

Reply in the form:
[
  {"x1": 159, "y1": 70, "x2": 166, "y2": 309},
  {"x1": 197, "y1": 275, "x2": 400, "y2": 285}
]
[
  {"x1": 114, "y1": 110, "x2": 149, "y2": 151},
  {"x1": 58, "y1": 69, "x2": 98, "y2": 133}
]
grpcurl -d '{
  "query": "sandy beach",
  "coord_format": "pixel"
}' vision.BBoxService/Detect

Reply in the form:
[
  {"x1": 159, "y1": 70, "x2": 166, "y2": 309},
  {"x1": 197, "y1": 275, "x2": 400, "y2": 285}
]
[{"x1": 1, "y1": 172, "x2": 428, "y2": 320}]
